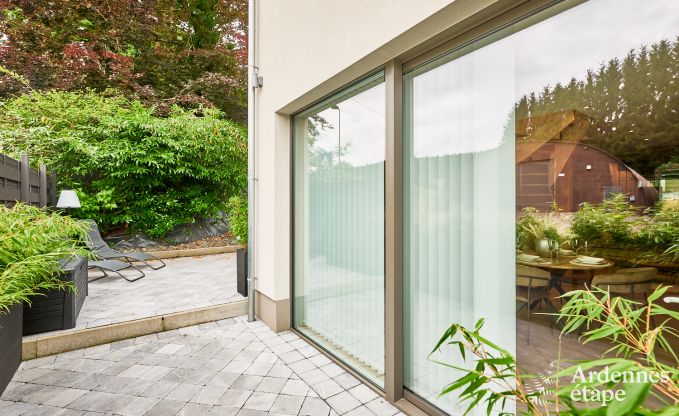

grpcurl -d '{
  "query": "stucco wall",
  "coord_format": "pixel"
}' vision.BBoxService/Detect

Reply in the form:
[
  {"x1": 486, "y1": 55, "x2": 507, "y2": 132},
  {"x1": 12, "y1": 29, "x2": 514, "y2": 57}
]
[{"x1": 252, "y1": 0, "x2": 506, "y2": 325}]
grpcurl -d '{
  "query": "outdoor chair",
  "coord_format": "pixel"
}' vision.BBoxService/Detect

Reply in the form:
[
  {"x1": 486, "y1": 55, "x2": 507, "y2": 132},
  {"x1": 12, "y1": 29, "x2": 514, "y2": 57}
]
[
  {"x1": 516, "y1": 265, "x2": 552, "y2": 343},
  {"x1": 84, "y1": 220, "x2": 166, "y2": 270},
  {"x1": 591, "y1": 267, "x2": 658, "y2": 326},
  {"x1": 88, "y1": 259, "x2": 145, "y2": 282},
  {"x1": 591, "y1": 267, "x2": 657, "y2": 301}
]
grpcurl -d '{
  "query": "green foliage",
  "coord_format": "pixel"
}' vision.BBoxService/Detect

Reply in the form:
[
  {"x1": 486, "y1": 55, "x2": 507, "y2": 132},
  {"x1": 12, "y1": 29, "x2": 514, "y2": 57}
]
[
  {"x1": 227, "y1": 195, "x2": 248, "y2": 245},
  {"x1": 571, "y1": 194, "x2": 637, "y2": 248},
  {"x1": 569, "y1": 194, "x2": 679, "y2": 263},
  {"x1": 555, "y1": 286, "x2": 679, "y2": 410},
  {"x1": 637, "y1": 202, "x2": 679, "y2": 257},
  {"x1": 516, "y1": 208, "x2": 568, "y2": 251},
  {"x1": 431, "y1": 319, "x2": 541, "y2": 415},
  {"x1": 0, "y1": 0, "x2": 247, "y2": 121},
  {"x1": 0, "y1": 203, "x2": 88, "y2": 312},
  {"x1": 433, "y1": 286, "x2": 679, "y2": 415},
  {"x1": 0, "y1": 91, "x2": 247, "y2": 237}
]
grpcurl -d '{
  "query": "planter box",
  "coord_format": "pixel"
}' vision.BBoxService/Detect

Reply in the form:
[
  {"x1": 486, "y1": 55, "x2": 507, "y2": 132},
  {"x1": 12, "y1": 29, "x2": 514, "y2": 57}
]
[
  {"x1": 0, "y1": 303, "x2": 22, "y2": 396},
  {"x1": 237, "y1": 248, "x2": 248, "y2": 297},
  {"x1": 23, "y1": 256, "x2": 88, "y2": 336}
]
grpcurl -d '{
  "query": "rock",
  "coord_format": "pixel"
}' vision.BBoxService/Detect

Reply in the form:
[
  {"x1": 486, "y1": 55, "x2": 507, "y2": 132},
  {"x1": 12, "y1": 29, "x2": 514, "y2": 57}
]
[
  {"x1": 110, "y1": 214, "x2": 231, "y2": 249},
  {"x1": 165, "y1": 213, "x2": 230, "y2": 244}
]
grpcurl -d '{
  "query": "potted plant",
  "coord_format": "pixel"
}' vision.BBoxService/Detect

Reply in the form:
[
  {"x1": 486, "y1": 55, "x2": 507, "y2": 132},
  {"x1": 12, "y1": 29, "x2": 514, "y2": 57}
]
[
  {"x1": 228, "y1": 195, "x2": 248, "y2": 297},
  {"x1": 0, "y1": 203, "x2": 86, "y2": 394},
  {"x1": 517, "y1": 208, "x2": 566, "y2": 258}
]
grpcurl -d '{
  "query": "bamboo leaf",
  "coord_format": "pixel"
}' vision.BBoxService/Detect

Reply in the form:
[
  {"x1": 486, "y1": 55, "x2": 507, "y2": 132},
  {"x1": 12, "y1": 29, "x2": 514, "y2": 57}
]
[{"x1": 605, "y1": 383, "x2": 651, "y2": 416}]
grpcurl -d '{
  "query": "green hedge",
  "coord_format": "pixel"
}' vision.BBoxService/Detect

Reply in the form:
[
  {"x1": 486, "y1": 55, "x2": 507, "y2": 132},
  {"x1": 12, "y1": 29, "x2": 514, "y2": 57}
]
[{"x1": 0, "y1": 91, "x2": 247, "y2": 237}]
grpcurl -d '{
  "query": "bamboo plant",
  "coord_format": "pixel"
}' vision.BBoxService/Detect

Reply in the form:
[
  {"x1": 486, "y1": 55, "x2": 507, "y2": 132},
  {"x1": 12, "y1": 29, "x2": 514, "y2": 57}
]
[
  {"x1": 431, "y1": 285, "x2": 679, "y2": 415},
  {"x1": 0, "y1": 202, "x2": 88, "y2": 313}
]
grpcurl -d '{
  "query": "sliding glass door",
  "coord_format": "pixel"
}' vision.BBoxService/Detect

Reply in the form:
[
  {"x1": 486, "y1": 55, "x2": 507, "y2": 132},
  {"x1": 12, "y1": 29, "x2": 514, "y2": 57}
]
[
  {"x1": 402, "y1": 35, "x2": 517, "y2": 413},
  {"x1": 402, "y1": 0, "x2": 679, "y2": 413},
  {"x1": 292, "y1": 73, "x2": 386, "y2": 386},
  {"x1": 292, "y1": 1, "x2": 679, "y2": 413}
]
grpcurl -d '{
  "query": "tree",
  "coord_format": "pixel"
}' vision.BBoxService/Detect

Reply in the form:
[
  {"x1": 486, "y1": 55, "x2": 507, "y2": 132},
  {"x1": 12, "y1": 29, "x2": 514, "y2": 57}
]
[
  {"x1": 519, "y1": 36, "x2": 679, "y2": 176},
  {"x1": 0, "y1": 0, "x2": 247, "y2": 122}
]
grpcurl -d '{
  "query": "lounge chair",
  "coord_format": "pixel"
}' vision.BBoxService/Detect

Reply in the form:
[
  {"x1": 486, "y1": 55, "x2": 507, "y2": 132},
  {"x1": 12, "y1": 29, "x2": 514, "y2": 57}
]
[
  {"x1": 89, "y1": 259, "x2": 145, "y2": 282},
  {"x1": 84, "y1": 220, "x2": 166, "y2": 270}
]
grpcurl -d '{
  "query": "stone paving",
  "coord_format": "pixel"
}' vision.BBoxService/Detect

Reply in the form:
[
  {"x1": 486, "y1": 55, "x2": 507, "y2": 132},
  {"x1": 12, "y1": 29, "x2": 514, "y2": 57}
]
[
  {"x1": 27, "y1": 253, "x2": 244, "y2": 338},
  {"x1": 2, "y1": 315, "x2": 403, "y2": 416}
]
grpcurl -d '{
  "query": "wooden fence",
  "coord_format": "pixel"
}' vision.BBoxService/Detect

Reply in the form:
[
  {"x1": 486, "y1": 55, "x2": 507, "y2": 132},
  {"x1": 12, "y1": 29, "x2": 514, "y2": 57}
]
[{"x1": 0, "y1": 153, "x2": 57, "y2": 207}]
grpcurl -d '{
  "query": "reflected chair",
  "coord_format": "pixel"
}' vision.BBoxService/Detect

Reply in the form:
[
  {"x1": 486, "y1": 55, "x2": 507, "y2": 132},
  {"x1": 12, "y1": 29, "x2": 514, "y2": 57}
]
[
  {"x1": 591, "y1": 267, "x2": 658, "y2": 326},
  {"x1": 516, "y1": 265, "x2": 552, "y2": 343},
  {"x1": 591, "y1": 267, "x2": 658, "y2": 303}
]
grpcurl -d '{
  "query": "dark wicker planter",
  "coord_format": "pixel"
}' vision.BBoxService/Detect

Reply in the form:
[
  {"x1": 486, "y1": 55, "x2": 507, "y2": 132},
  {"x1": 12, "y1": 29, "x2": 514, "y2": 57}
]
[
  {"x1": 0, "y1": 303, "x2": 22, "y2": 396},
  {"x1": 23, "y1": 256, "x2": 88, "y2": 336},
  {"x1": 237, "y1": 248, "x2": 248, "y2": 297}
]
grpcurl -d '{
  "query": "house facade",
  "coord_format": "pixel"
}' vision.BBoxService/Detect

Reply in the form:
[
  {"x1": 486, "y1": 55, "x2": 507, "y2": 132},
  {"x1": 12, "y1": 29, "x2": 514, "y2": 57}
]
[{"x1": 250, "y1": 1, "x2": 679, "y2": 414}]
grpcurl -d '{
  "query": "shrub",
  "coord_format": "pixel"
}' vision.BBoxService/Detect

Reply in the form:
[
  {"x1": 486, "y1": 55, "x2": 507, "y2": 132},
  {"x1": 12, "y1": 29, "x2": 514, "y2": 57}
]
[
  {"x1": 567, "y1": 194, "x2": 679, "y2": 264},
  {"x1": 227, "y1": 195, "x2": 248, "y2": 245},
  {"x1": 637, "y1": 202, "x2": 679, "y2": 249},
  {"x1": 0, "y1": 91, "x2": 247, "y2": 237},
  {"x1": 571, "y1": 194, "x2": 638, "y2": 248},
  {"x1": 0, "y1": 203, "x2": 88, "y2": 312}
]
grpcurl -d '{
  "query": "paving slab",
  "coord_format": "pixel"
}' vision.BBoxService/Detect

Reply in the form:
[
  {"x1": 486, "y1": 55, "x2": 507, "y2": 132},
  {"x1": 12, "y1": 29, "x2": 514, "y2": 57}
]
[
  {"x1": 6, "y1": 316, "x2": 404, "y2": 416},
  {"x1": 25, "y1": 253, "x2": 244, "y2": 340}
]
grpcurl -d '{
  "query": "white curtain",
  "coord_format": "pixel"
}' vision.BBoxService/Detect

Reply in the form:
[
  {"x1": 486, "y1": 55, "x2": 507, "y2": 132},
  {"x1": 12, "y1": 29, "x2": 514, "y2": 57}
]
[
  {"x1": 403, "y1": 39, "x2": 517, "y2": 414},
  {"x1": 293, "y1": 77, "x2": 386, "y2": 385}
]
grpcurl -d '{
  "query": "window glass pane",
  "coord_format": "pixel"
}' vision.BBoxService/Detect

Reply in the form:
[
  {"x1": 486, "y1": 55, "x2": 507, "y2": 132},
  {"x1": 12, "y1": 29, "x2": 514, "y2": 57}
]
[
  {"x1": 403, "y1": 37, "x2": 517, "y2": 414},
  {"x1": 404, "y1": 0, "x2": 679, "y2": 413},
  {"x1": 293, "y1": 74, "x2": 386, "y2": 386}
]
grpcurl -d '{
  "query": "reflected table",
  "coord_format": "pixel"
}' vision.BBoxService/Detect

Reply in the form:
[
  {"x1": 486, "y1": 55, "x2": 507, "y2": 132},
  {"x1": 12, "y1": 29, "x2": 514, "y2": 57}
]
[{"x1": 516, "y1": 256, "x2": 614, "y2": 327}]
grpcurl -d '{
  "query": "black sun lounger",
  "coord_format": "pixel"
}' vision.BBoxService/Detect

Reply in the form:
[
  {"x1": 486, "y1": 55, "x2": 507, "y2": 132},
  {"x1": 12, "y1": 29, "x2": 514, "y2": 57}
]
[
  {"x1": 88, "y1": 259, "x2": 145, "y2": 282},
  {"x1": 84, "y1": 220, "x2": 166, "y2": 270}
]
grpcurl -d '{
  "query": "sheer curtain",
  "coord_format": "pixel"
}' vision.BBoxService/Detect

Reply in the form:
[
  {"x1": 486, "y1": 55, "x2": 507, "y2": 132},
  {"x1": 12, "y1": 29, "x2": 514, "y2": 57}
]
[
  {"x1": 293, "y1": 75, "x2": 386, "y2": 385},
  {"x1": 403, "y1": 39, "x2": 517, "y2": 413}
]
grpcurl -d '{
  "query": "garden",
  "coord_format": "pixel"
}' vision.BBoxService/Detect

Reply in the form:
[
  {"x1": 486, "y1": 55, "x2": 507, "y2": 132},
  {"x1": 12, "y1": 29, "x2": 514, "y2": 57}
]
[{"x1": 0, "y1": 0, "x2": 250, "y2": 397}]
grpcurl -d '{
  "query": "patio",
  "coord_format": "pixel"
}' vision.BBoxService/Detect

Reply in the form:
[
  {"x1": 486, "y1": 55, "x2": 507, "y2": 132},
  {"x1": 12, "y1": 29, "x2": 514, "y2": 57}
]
[
  {"x1": 25, "y1": 253, "x2": 244, "y2": 338},
  {"x1": 2, "y1": 316, "x2": 402, "y2": 416}
]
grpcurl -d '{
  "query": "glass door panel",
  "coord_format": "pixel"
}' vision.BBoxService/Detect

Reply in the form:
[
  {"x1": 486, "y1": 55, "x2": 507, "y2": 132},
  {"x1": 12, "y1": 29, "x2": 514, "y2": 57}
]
[
  {"x1": 403, "y1": 0, "x2": 679, "y2": 413},
  {"x1": 402, "y1": 30, "x2": 517, "y2": 416},
  {"x1": 293, "y1": 73, "x2": 386, "y2": 386}
]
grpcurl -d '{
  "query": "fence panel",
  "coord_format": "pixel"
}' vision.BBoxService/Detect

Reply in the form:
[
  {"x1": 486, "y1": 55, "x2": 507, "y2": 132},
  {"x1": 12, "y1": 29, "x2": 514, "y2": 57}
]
[{"x1": 0, "y1": 153, "x2": 56, "y2": 207}]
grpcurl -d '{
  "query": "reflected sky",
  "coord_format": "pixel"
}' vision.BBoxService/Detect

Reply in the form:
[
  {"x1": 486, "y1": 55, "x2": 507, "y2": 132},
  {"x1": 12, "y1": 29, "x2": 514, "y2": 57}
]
[
  {"x1": 410, "y1": 0, "x2": 679, "y2": 158},
  {"x1": 310, "y1": 83, "x2": 385, "y2": 167}
]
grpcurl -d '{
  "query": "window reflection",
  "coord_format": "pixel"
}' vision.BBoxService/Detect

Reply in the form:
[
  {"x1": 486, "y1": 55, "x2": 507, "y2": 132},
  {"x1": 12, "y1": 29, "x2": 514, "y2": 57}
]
[
  {"x1": 513, "y1": 0, "x2": 679, "y2": 411},
  {"x1": 404, "y1": 0, "x2": 679, "y2": 412}
]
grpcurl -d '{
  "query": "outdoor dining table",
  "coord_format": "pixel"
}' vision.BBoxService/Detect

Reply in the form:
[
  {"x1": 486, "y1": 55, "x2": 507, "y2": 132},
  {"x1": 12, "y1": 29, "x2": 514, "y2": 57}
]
[
  {"x1": 517, "y1": 255, "x2": 615, "y2": 294},
  {"x1": 516, "y1": 255, "x2": 614, "y2": 327}
]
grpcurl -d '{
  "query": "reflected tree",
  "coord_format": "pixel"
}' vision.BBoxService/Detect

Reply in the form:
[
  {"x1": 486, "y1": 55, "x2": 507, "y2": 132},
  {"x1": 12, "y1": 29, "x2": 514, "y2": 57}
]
[{"x1": 517, "y1": 36, "x2": 679, "y2": 176}]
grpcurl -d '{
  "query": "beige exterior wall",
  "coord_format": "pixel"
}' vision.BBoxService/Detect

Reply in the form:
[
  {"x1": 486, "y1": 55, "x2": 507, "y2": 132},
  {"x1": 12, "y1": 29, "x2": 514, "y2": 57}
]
[{"x1": 252, "y1": 0, "x2": 509, "y2": 330}]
